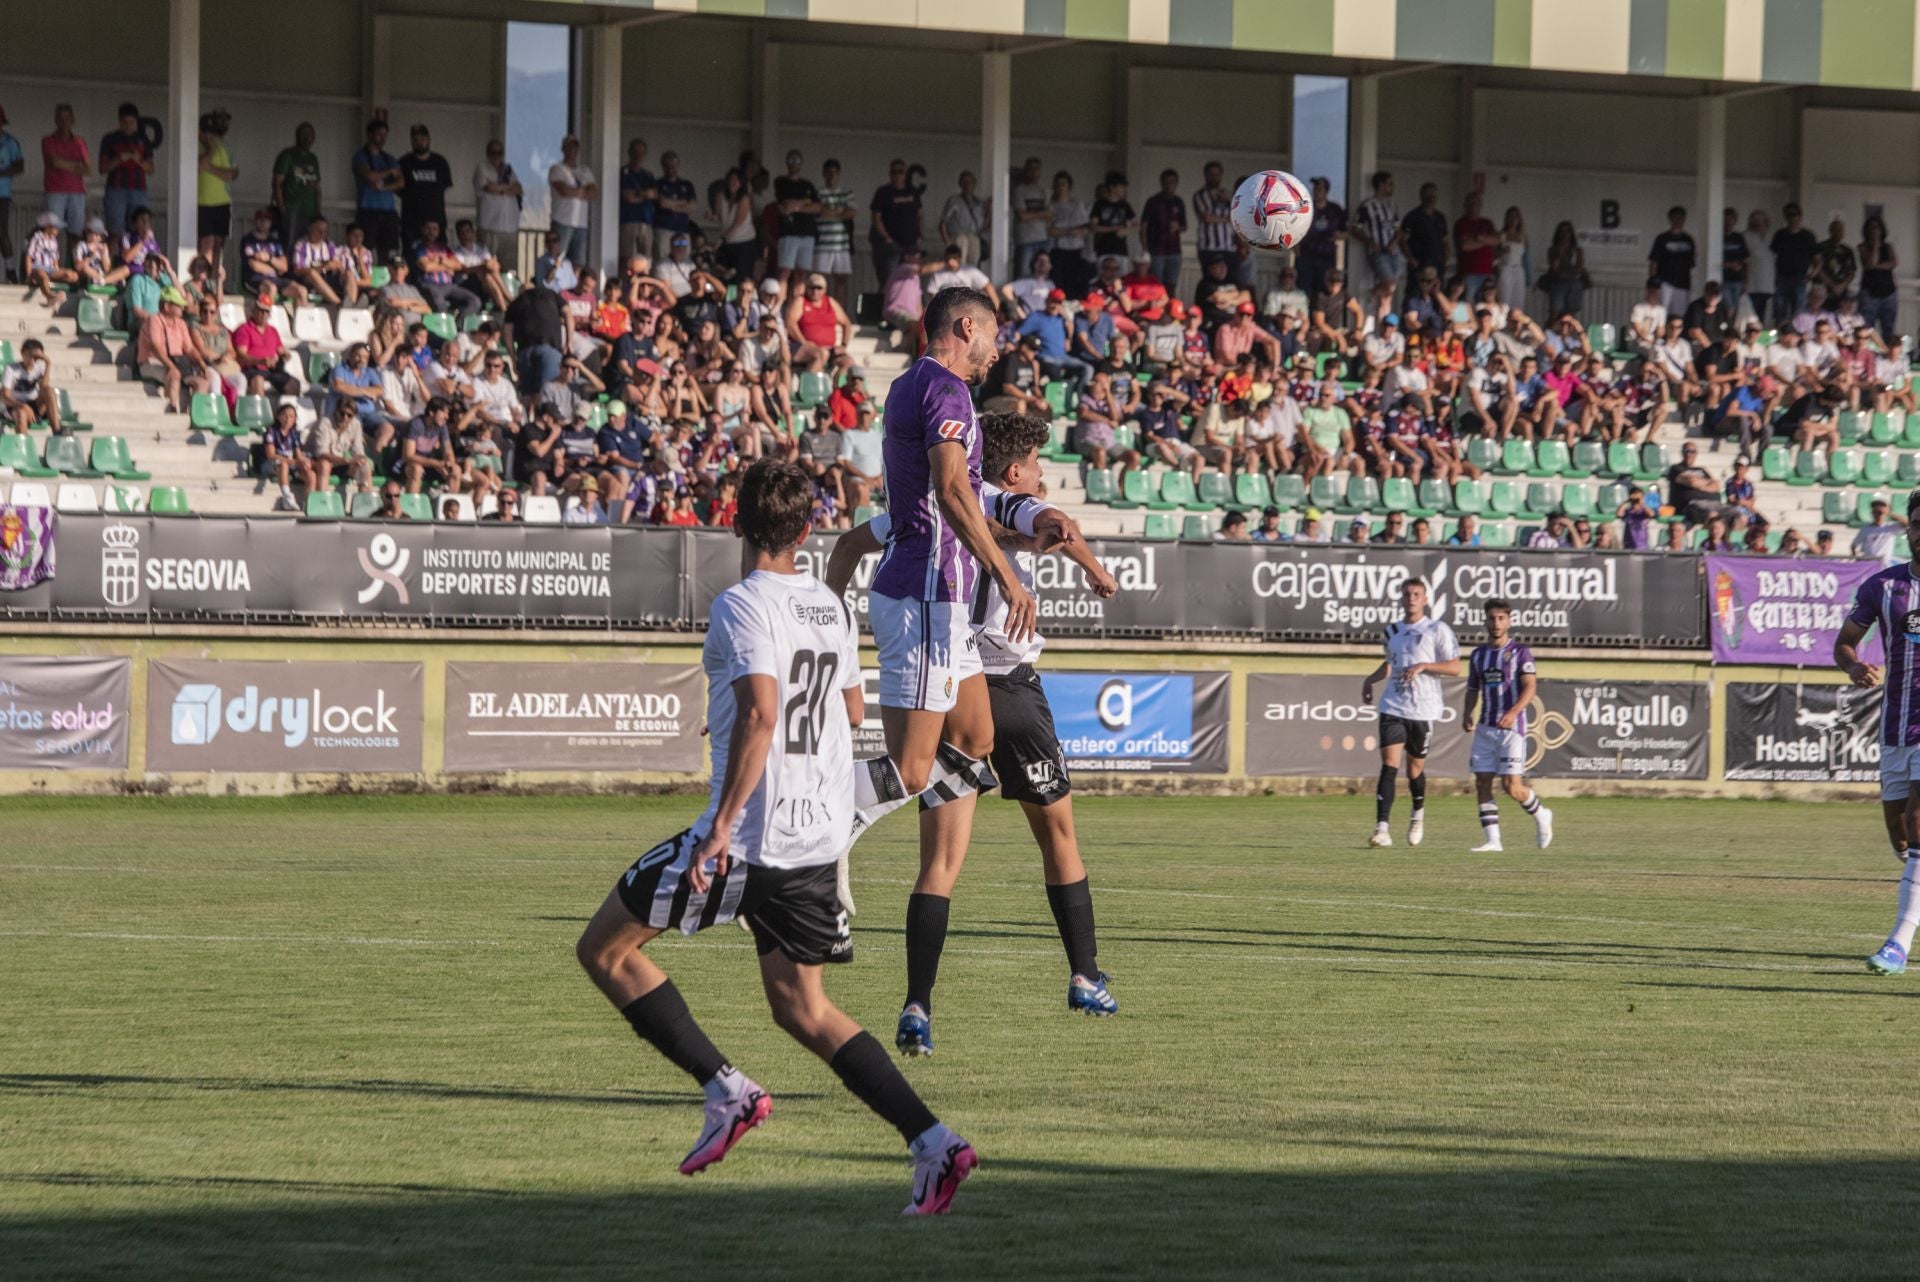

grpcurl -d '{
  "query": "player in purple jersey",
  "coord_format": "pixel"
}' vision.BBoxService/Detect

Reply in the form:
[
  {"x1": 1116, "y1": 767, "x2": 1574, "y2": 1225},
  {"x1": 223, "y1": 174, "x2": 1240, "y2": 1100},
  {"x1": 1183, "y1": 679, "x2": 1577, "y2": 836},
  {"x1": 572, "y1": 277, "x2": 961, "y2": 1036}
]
[
  {"x1": 1461, "y1": 599, "x2": 1553, "y2": 852},
  {"x1": 856, "y1": 285, "x2": 1078, "y2": 1055},
  {"x1": 1836, "y1": 497, "x2": 1920, "y2": 973}
]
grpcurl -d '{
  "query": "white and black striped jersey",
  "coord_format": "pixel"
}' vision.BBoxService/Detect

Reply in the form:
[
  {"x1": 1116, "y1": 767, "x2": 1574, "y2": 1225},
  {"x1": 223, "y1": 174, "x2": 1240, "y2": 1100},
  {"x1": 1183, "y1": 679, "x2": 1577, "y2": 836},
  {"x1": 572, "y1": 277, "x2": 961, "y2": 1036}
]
[
  {"x1": 701, "y1": 569, "x2": 861, "y2": 870},
  {"x1": 1378, "y1": 615, "x2": 1459, "y2": 723},
  {"x1": 865, "y1": 484, "x2": 1054, "y2": 676}
]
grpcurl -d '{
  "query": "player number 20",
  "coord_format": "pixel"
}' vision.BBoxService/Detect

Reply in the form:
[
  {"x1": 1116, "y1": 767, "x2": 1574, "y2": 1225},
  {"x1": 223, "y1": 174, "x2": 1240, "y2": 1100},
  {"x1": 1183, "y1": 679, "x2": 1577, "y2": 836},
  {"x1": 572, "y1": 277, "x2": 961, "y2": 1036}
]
[{"x1": 784, "y1": 649, "x2": 840, "y2": 755}]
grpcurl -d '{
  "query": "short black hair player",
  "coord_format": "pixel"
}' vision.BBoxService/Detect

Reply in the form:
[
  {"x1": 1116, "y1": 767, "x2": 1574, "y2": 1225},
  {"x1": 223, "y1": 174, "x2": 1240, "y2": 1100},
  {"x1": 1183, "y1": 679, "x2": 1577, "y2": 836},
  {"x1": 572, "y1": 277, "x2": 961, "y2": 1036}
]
[
  {"x1": 1360, "y1": 577, "x2": 1461, "y2": 847},
  {"x1": 574, "y1": 459, "x2": 978, "y2": 1214},
  {"x1": 828, "y1": 412, "x2": 1122, "y2": 1014}
]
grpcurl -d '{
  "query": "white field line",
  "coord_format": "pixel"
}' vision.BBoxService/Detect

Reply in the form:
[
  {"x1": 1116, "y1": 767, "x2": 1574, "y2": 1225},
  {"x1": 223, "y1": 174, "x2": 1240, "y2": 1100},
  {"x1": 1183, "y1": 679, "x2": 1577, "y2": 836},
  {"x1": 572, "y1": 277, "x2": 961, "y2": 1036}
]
[{"x1": 0, "y1": 930, "x2": 498, "y2": 947}]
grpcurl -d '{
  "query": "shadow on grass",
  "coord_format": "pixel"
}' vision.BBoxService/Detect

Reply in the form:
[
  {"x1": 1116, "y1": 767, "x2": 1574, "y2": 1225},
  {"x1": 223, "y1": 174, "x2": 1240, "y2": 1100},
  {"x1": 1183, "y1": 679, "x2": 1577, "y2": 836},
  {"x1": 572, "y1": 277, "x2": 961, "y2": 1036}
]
[
  {"x1": 0, "y1": 1073, "x2": 828, "y2": 1110},
  {"x1": 5, "y1": 1158, "x2": 1916, "y2": 1280}
]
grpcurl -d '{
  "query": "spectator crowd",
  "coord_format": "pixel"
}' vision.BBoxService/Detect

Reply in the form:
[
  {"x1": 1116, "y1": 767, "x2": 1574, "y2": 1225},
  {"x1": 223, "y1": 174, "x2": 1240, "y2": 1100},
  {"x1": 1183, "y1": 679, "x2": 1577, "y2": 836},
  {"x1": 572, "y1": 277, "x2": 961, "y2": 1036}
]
[{"x1": 0, "y1": 95, "x2": 1909, "y2": 550}]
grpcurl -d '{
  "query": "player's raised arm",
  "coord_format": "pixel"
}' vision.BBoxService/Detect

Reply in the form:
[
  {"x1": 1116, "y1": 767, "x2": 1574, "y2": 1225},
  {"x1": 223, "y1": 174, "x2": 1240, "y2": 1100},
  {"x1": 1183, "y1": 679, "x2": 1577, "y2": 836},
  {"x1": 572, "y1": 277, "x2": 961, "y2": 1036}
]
[{"x1": 825, "y1": 519, "x2": 883, "y2": 599}]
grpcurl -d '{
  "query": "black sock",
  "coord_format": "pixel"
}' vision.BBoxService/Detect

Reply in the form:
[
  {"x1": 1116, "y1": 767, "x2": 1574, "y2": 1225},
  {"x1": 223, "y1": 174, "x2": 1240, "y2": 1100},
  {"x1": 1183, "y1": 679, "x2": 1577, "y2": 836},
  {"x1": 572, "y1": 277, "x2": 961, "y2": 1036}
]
[
  {"x1": 1375, "y1": 765, "x2": 1397, "y2": 824},
  {"x1": 830, "y1": 1030, "x2": 939, "y2": 1143},
  {"x1": 1408, "y1": 773, "x2": 1427, "y2": 814},
  {"x1": 1044, "y1": 878, "x2": 1099, "y2": 979},
  {"x1": 905, "y1": 892, "x2": 951, "y2": 1013},
  {"x1": 620, "y1": 980, "x2": 728, "y2": 1086}
]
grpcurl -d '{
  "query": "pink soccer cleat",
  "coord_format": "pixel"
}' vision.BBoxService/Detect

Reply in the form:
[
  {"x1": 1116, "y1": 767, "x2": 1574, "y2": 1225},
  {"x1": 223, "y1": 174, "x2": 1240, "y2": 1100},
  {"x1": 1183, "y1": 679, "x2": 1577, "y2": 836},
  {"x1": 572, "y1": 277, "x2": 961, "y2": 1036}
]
[
  {"x1": 678, "y1": 1080, "x2": 772, "y2": 1176},
  {"x1": 902, "y1": 1130, "x2": 979, "y2": 1215}
]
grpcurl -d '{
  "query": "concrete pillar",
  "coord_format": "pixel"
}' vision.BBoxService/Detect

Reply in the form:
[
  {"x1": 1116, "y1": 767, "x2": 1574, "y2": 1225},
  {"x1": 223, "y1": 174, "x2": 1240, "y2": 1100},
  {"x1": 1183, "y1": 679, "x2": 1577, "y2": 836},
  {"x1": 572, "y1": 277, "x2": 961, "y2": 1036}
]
[
  {"x1": 367, "y1": 9, "x2": 392, "y2": 122},
  {"x1": 166, "y1": 0, "x2": 201, "y2": 268},
  {"x1": 587, "y1": 23, "x2": 623, "y2": 279},
  {"x1": 1346, "y1": 72, "x2": 1378, "y2": 283},
  {"x1": 1124, "y1": 63, "x2": 1149, "y2": 217},
  {"x1": 982, "y1": 50, "x2": 1012, "y2": 284},
  {"x1": 1697, "y1": 95, "x2": 1726, "y2": 287},
  {"x1": 751, "y1": 29, "x2": 779, "y2": 179},
  {"x1": 1456, "y1": 71, "x2": 1484, "y2": 213}
]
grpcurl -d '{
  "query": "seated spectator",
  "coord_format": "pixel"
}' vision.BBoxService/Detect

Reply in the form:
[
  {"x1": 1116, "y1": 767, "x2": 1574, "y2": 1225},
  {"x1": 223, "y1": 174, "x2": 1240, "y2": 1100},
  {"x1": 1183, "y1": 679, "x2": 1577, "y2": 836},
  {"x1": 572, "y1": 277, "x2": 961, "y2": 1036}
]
[
  {"x1": 1814, "y1": 529, "x2": 1835, "y2": 556},
  {"x1": 410, "y1": 220, "x2": 481, "y2": 319},
  {"x1": 1217, "y1": 510, "x2": 1250, "y2": 541},
  {"x1": 1297, "y1": 380, "x2": 1357, "y2": 478},
  {"x1": 1251, "y1": 507, "x2": 1286, "y2": 541},
  {"x1": 292, "y1": 216, "x2": 358, "y2": 306},
  {"x1": 1448, "y1": 513, "x2": 1483, "y2": 546},
  {"x1": 2, "y1": 339, "x2": 61, "y2": 433},
  {"x1": 377, "y1": 259, "x2": 431, "y2": 315},
  {"x1": 1018, "y1": 290, "x2": 1091, "y2": 397},
  {"x1": 233, "y1": 293, "x2": 300, "y2": 398},
  {"x1": 188, "y1": 294, "x2": 244, "y2": 413},
  {"x1": 1193, "y1": 256, "x2": 1248, "y2": 327},
  {"x1": 513, "y1": 402, "x2": 564, "y2": 496},
  {"x1": 925, "y1": 243, "x2": 996, "y2": 308},
  {"x1": 376, "y1": 481, "x2": 410, "y2": 520},
  {"x1": 566, "y1": 474, "x2": 609, "y2": 525},
  {"x1": 1853, "y1": 499, "x2": 1905, "y2": 566},
  {"x1": 534, "y1": 229, "x2": 579, "y2": 292},
  {"x1": 262, "y1": 402, "x2": 313, "y2": 510},
  {"x1": 23, "y1": 211, "x2": 75, "y2": 307},
  {"x1": 450, "y1": 219, "x2": 509, "y2": 312},
  {"x1": 1529, "y1": 513, "x2": 1571, "y2": 548},
  {"x1": 1217, "y1": 302, "x2": 1280, "y2": 366},
  {"x1": 119, "y1": 207, "x2": 174, "y2": 285},
  {"x1": 881, "y1": 248, "x2": 926, "y2": 343},
  {"x1": 73, "y1": 218, "x2": 126, "y2": 290},
  {"x1": 1372, "y1": 511, "x2": 1409, "y2": 544},
  {"x1": 340, "y1": 224, "x2": 376, "y2": 295},
  {"x1": 828, "y1": 367, "x2": 869, "y2": 429},
  {"x1": 1008, "y1": 250, "x2": 1055, "y2": 317},
  {"x1": 327, "y1": 342, "x2": 397, "y2": 454},
  {"x1": 1663, "y1": 443, "x2": 1722, "y2": 522},
  {"x1": 838, "y1": 402, "x2": 884, "y2": 511},
  {"x1": 309, "y1": 401, "x2": 374, "y2": 497},
  {"x1": 239, "y1": 208, "x2": 301, "y2": 303},
  {"x1": 1309, "y1": 269, "x2": 1362, "y2": 363},
  {"x1": 1699, "y1": 514, "x2": 1734, "y2": 552},
  {"x1": 1778, "y1": 388, "x2": 1840, "y2": 453},
  {"x1": 135, "y1": 290, "x2": 207, "y2": 415},
  {"x1": 1073, "y1": 370, "x2": 1142, "y2": 482},
  {"x1": 785, "y1": 272, "x2": 850, "y2": 374},
  {"x1": 402, "y1": 396, "x2": 461, "y2": 495}
]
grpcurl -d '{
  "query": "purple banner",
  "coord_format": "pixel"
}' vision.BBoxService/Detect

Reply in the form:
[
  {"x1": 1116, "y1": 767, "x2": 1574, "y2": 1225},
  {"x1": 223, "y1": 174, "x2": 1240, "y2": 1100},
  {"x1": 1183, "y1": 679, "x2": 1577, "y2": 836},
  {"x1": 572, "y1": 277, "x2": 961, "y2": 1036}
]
[
  {"x1": 1705, "y1": 555, "x2": 1883, "y2": 666},
  {"x1": 0, "y1": 505, "x2": 55, "y2": 591}
]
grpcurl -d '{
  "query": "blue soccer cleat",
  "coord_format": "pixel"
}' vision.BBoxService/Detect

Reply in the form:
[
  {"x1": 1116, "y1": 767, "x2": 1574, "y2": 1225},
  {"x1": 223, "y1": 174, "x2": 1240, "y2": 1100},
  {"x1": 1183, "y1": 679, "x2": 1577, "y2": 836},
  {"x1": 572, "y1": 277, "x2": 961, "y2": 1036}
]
[
  {"x1": 896, "y1": 1002, "x2": 933, "y2": 1056},
  {"x1": 1068, "y1": 972, "x2": 1118, "y2": 1016},
  {"x1": 1868, "y1": 942, "x2": 1908, "y2": 975}
]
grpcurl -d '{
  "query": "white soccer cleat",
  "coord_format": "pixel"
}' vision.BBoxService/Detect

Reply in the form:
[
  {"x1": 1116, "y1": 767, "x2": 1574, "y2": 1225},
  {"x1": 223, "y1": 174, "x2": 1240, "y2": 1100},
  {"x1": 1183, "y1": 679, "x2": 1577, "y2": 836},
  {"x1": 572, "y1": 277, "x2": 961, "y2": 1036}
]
[
  {"x1": 1406, "y1": 817, "x2": 1425, "y2": 848},
  {"x1": 1367, "y1": 824, "x2": 1393, "y2": 848},
  {"x1": 835, "y1": 851, "x2": 857, "y2": 918},
  {"x1": 679, "y1": 1077, "x2": 772, "y2": 1176},
  {"x1": 1470, "y1": 840, "x2": 1503, "y2": 853},
  {"x1": 1534, "y1": 807, "x2": 1554, "y2": 850}
]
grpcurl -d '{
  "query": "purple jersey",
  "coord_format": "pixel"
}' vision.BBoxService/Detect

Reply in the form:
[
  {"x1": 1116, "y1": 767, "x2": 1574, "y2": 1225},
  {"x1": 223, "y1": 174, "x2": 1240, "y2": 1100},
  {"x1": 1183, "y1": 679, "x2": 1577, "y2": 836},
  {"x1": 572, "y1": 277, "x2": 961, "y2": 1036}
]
[
  {"x1": 1468, "y1": 639, "x2": 1536, "y2": 733},
  {"x1": 872, "y1": 356, "x2": 983, "y2": 603},
  {"x1": 1847, "y1": 564, "x2": 1920, "y2": 746}
]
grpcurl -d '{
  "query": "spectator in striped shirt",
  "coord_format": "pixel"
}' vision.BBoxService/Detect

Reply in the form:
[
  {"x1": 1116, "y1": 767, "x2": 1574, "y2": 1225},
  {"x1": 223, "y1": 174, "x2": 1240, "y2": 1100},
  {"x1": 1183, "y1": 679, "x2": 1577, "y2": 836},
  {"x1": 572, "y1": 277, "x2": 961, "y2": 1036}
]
[
  {"x1": 293, "y1": 215, "x2": 358, "y2": 307},
  {"x1": 1354, "y1": 171, "x2": 1405, "y2": 306},
  {"x1": 1193, "y1": 161, "x2": 1235, "y2": 271},
  {"x1": 812, "y1": 158, "x2": 855, "y2": 309}
]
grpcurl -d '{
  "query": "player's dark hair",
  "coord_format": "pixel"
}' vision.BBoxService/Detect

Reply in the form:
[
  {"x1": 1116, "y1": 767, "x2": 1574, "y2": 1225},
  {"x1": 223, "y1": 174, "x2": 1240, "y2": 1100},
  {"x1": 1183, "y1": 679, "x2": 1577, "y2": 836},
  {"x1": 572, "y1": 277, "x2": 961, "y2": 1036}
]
[
  {"x1": 924, "y1": 286, "x2": 994, "y2": 337},
  {"x1": 736, "y1": 459, "x2": 815, "y2": 555},
  {"x1": 981, "y1": 412, "x2": 1052, "y2": 482},
  {"x1": 1485, "y1": 598, "x2": 1513, "y2": 615},
  {"x1": 1906, "y1": 489, "x2": 1920, "y2": 521}
]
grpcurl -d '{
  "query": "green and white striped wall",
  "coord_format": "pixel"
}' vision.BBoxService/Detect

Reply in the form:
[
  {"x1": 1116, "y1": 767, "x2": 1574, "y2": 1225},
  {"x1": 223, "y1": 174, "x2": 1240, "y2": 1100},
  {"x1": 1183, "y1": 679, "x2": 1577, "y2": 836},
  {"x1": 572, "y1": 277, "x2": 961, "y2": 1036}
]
[{"x1": 596, "y1": 0, "x2": 1920, "y2": 92}]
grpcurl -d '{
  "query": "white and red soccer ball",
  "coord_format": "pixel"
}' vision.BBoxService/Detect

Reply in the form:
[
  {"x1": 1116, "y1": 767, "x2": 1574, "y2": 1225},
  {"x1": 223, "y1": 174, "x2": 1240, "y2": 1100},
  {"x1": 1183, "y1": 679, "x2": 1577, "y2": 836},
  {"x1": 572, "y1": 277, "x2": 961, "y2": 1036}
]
[{"x1": 1230, "y1": 170, "x2": 1312, "y2": 250}]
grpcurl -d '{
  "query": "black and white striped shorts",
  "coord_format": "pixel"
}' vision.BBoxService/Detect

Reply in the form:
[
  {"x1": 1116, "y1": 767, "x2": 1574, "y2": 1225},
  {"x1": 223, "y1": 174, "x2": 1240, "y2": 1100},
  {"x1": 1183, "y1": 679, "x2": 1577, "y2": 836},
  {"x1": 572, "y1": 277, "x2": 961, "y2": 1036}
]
[{"x1": 613, "y1": 828, "x2": 853, "y2": 967}]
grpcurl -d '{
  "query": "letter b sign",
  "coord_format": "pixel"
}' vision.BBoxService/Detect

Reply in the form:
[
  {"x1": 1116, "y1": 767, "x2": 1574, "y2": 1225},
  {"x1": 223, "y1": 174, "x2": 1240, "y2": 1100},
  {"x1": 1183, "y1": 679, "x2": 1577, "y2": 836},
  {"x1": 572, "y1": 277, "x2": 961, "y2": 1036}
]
[{"x1": 1600, "y1": 200, "x2": 1620, "y2": 230}]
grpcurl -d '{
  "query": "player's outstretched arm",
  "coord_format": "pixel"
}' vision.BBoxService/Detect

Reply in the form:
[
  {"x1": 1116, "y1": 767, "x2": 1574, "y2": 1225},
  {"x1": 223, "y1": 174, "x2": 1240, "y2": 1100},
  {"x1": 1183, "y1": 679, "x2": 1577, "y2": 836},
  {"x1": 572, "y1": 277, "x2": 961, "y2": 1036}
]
[
  {"x1": 1058, "y1": 535, "x2": 1117, "y2": 598},
  {"x1": 825, "y1": 520, "x2": 882, "y2": 599},
  {"x1": 931, "y1": 445, "x2": 1036, "y2": 640},
  {"x1": 692, "y1": 674, "x2": 779, "y2": 891},
  {"x1": 1835, "y1": 618, "x2": 1882, "y2": 688}
]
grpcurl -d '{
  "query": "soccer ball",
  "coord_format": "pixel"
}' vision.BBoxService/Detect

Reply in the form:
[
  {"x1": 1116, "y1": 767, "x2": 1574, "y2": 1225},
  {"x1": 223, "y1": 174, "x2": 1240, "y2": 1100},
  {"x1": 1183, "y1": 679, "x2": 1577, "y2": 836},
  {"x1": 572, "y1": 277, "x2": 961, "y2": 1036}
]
[{"x1": 1230, "y1": 170, "x2": 1312, "y2": 251}]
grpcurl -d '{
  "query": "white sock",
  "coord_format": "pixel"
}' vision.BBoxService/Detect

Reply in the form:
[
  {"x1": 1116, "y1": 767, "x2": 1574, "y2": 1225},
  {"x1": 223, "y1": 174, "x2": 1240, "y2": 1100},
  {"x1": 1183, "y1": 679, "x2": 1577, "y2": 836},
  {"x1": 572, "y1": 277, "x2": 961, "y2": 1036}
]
[
  {"x1": 1892, "y1": 857, "x2": 1920, "y2": 951},
  {"x1": 908, "y1": 1121, "x2": 952, "y2": 1155},
  {"x1": 920, "y1": 743, "x2": 996, "y2": 809},
  {"x1": 1478, "y1": 802, "x2": 1501, "y2": 846},
  {"x1": 852, "y1": 745, "x2": 996, "y2": 832},
  {"x1": 852, "y1": 755, "x2": 911, "y2": 828},
  {"x1": 1519, "y1": 790, "x2": 1543, "y2": 818},
  {"x1": 702, "y1": 1064, "x2": 745, "y2": 1103}
]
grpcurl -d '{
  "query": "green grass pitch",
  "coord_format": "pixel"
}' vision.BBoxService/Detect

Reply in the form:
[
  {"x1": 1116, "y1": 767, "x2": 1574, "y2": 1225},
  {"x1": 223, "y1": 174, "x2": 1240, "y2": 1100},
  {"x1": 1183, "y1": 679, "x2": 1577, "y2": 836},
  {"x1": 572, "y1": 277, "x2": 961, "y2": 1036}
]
[{"x1": 3, "y1": 793, "x2": 1918, "y2": 1279}]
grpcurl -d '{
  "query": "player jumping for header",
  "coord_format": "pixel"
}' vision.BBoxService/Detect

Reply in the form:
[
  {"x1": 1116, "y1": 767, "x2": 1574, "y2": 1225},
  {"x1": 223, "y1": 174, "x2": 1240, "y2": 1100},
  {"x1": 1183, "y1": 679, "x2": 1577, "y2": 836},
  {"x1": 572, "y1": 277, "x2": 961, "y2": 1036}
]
[
  {"x1": 1836, "y1": 493, "x2": 1920, "y2": 975},
  {"x1": 1360, "y1": 577, "x2": 1461, "y2": 848},
  {"x1": 1461, "y1": 598, "x2": 1554, "y2": 852},
  {"x1": 829, "y1": 411, "x2": 1121, "y2": 1015},
  {"x1": 857, "y1": 285, "x2": 1080, "y2": 1057},
  {"x1": 574, "y1": 461, "x2": 977, "y2": 1214}
]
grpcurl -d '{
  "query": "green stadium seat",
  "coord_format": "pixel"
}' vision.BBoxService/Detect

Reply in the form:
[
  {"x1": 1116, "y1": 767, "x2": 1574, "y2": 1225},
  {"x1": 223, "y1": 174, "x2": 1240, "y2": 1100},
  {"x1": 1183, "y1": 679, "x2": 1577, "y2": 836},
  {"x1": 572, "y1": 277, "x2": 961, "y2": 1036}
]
[
  {"x1": 1586, "y1": 322, "x2": 1616, "y2": 353},
  {"x1": 305, "y1": 491, "x2": 346, "y2": 518},
  {"x1": 368, "y1": 266, "x2": 391, "y2": 288},
  {"x1": 1822, "y1": 490, "x2": 1852, "y2": 525},
  {"x1": 0, "y1": 434, "x2": 56, "y2": 477},
  {"x1": 55, "y1": 389, "x2": 92, "y2": 432},
  {"x1": 1862, "y1": 450, "x2": 1895, "y2": 487},
  {"x1": 1198, "y1": 471, "x2": 1234, "y2": 510},
  {"x1": 1788, "y1": 448, "x2": 1825, "y2": 487},
  {"x1": 235, "y1": 395, "x2": 274, "y2": 432},
  {"x1": 0, "y1": 339, "x2": 11, "y2": 365},
  {"x1": 1596, "y1": 482, "x2": 1628, "y2": 513},
  {"x1": 1870, "y1": 413, "x2": 1900, "y2": 447},
  {"x1": 148, "y1": 486, "x2": 191, "y2": 515},
  {"x1": 1142, "y1": 511, "x2": 1176, "y2": 540},
  {"x1": 1525, "y1": 481, "x2": 1560, "y2": 517},
  {"x1": 349, "y1": 490, "x2": 380, "y2": 519},
  {"x1": 190, "y1": 393, "x2": 236, "y2": 432},
  {"x1": 1900, "y1": 454, "x2": 1920, "y2": 486},
  {"x1": 1857, "y1": 491, "x2": 1893, "y2": 526},
  {"x1": 1902, "y1": 416, "x2": 1920, "y2": 449},
  {"x1": 1309, "y1": 475, "x2": 1342, "y2": 511},
  {"x1": 1568, "y1": 440, "x2": 1604, "y2": 477},
  {"x1": 1489, "y1": 480, "x2": 1526, "y2": 517},
  {"x1": 76, "y1": 294, "x2": 127, "y2": 340},
  {"x1": 1498, "y1": 438, "x2": 1534, "y2": 475},
  {"x1": 1044, "y1": 420, "x2": 1076, "y2": 461},
  {"x1": 1114, "y1": 468, "x2": 1159, "y2": 510},
  {"x1": 1180, "y1": 514, "x2": 1212, "y2": 540},
  {"x1": 1452, "y1": 478, "x2": 1488, "y2": 516},
  {"x1": 1636, "y1": 442, "x2": 1670, "y2": 481},
  {"x1": 1607, "y1": 440, "x2": 1638, "y2": 478},
  {"x1": 1156, "y1": 471, "x2": 1199, "y2": 511},
  {"x1": 1382, "y1": 476, "x2": 1415, "y2": 513},
  {"x1": 1765, "y1": 529, "x2": 1785, "y2": 553},
  {"x1": 1531, "y1": 440, "x2": 1569, "y2": 477},
  {"x1": 1313, "y1": 351, "x2": 1342, "y2": 379},
  {"x1": 1084, "y1": 467, "x2": 1118, "y2": 505},
  {"x1": 793, "y1": 371, "x2": 832, "y2": 411},
  {"x1": 1044, "y1": 381, "x2": 1070, "y2": 418},
  {"x1": 105, "y1": 484, "x2": 144, "y2": 512},
  {"x1": 1837, "y1": 410, "x2": 1865, "y2": 445},
  {"x1": 1233, "y1": 472, "x2": 1272, "y2": 510},
  {"x1": 89, "y1": 436, "x2": 150, "y2": 481},
  {"x1": 42, "y1": 433, "x2": 99, "y2": 477},
  {"x1": 399, "y1": 493, "x2": 434, "y2": 521},
  {"x1": 1269, "y1": 473, "x2": 1305, "y2": 511},
  {"x1": 1342, "y1": 475, "x2": 1380, "y2": 513},
  {"x1": 1561, "y1": 483, "x2": 1596, "y2": 519},
  {"x1": 1466, "y1": 436, "x2": 1500, "y2": 473},
  {"x1": 1417, "y1": 478, "x2": 1451, "y2": 515},
  {"x1": 308, "y1": 349, "x2": 338, "y2": 386},
  {"x1": 1824, "y1": 449, "x2": 1861, "y2": 487},
  {"x1": 1112, "y1": 422, "x2": 1138, "y2": 452},
  {"x1": 1481, "y1": 521, "x2": 1515, "y2": 548},
  {"x1": 1760, "y1": 444, "x2": 1792, "y2": 481}
]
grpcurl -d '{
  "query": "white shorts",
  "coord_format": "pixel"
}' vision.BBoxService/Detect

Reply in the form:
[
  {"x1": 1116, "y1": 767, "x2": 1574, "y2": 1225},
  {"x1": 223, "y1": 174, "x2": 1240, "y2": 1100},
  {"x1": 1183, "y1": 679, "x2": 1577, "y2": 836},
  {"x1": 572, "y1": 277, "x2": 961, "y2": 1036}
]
[
  {"x1": 777, "y1": 237, "x2": 816, "y2": 270},
  {"x1": 870, "y1": 592, "x2": 982, "y2": 714},
  {"x1": 1882, "y1": 744, "x2": 1920, "y2": 800},
  {"x1": 812, "y1": 248, "x2": 852, "y2": 275},
  {"x1": 1471, "y1": 723, "x2": 1527, "y2": 776}
]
